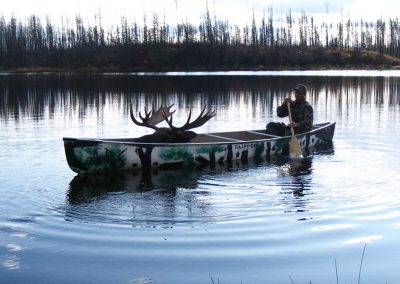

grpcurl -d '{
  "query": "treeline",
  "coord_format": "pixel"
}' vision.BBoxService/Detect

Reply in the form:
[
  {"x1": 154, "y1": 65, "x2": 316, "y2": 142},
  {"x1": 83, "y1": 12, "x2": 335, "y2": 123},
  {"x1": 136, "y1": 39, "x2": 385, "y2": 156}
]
[{"x1": 1, "y1": 8, "x2": 400, "y2": 70}]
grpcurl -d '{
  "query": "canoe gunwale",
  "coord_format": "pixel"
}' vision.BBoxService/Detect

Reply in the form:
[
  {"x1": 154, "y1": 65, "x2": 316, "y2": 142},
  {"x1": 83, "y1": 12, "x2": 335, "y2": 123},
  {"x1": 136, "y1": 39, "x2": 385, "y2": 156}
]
[{"x1": 63, "y1": 122, "x2": 335, "y2": 147}]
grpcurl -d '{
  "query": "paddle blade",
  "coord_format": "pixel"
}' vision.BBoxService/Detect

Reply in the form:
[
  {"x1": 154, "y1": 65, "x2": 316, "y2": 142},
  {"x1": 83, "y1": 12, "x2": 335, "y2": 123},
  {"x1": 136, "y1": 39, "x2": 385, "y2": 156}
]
[{"x1": 290, "y1": 135, "x2": 303, "y2": 158}]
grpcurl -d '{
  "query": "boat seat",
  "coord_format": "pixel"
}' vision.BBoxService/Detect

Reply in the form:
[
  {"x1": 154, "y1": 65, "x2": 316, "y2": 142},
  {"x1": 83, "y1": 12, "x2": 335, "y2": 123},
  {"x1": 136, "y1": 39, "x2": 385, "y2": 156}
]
[
  {"x1": 246, "y1": 130, "x2": 281, "y2": 138},
  {"x1": 204, "y1": 133, "x2": 244, "y2": 142},
  {"x1": 192, "y1": 133, "x2": 244, "y2": 143}
]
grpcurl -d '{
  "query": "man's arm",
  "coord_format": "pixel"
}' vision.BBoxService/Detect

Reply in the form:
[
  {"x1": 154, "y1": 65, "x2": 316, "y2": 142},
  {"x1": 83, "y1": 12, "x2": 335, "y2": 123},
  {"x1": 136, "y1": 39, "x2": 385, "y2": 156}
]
[{"x1": 277, "y1": 103, "x2": 289, "y2": 118}]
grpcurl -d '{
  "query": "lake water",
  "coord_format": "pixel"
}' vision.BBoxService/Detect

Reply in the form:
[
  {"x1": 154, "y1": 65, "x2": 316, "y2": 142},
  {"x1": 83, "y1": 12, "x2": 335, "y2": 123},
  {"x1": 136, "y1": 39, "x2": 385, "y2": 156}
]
[{"x1": 1, "y1": 72, "x2": 400, "y2": 284}]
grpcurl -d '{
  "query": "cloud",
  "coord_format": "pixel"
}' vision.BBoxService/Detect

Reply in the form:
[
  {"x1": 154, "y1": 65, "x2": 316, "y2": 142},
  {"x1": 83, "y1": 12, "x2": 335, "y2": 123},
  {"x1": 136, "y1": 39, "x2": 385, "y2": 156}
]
[{"x1": 1, "y1": 0, "x2": 399, "y2": 27}]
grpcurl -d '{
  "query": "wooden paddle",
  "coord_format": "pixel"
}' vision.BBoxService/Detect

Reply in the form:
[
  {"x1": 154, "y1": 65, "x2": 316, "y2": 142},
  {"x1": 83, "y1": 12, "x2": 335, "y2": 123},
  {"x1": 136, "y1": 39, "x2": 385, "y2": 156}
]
[{"x1": 287, "y1": 102, "x2": 303, "y2": 157}]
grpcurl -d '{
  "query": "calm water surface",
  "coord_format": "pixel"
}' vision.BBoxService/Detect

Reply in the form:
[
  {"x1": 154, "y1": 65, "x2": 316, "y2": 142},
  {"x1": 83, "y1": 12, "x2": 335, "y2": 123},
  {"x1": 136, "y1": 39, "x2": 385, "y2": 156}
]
[{"x1": 1, "y1": 72, "x2": 400, "y2": 284}]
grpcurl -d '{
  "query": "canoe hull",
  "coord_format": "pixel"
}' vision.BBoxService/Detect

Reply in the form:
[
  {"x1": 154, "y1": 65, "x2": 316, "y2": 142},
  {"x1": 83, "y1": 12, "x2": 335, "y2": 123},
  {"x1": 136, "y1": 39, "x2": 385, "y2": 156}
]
[{"x1": 64, "y1": 122, "x2": 335, "y2": 174}]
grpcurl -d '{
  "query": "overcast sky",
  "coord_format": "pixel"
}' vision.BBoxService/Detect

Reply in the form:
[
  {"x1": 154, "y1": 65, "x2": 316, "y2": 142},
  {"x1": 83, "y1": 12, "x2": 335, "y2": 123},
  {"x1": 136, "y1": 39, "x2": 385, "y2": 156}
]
[{"x1": 0, "y1": 0, "x2": 398, "y2": 27}]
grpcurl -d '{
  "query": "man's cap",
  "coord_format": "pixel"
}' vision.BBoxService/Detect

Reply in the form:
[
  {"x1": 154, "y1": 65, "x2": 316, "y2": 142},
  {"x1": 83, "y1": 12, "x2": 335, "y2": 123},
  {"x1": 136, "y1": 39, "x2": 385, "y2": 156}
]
[{"x1": 293, "y1": 84, "x2": 307, "y2": 94}]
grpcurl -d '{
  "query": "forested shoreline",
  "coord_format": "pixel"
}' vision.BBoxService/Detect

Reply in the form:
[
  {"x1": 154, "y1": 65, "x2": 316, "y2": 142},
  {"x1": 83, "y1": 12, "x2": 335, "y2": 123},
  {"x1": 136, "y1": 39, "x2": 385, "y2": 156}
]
[{"x1": 1, "y1": 7, "x2": 400, "y2": 71}]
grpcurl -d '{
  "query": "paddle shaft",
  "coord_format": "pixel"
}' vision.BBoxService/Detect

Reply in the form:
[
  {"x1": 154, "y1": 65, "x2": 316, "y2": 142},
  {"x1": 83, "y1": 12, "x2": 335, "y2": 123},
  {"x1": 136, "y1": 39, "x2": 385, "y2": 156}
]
[
  {"x1": 287, "y1": 102, "x2": 295, "y2": 136},
  {"x1": 287, "y1": 101, "x2": 303, "y2": 157}
]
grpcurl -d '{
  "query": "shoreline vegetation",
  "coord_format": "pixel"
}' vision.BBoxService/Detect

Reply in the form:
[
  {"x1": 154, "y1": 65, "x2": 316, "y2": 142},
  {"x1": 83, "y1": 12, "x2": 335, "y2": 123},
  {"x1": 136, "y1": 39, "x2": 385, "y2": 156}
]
[
  {"x1": 1, "y1": 7, "x2": 400, "y2": 72},
  {"x1": 2, "y1": 48, "x2": 400, "y2": 73}
]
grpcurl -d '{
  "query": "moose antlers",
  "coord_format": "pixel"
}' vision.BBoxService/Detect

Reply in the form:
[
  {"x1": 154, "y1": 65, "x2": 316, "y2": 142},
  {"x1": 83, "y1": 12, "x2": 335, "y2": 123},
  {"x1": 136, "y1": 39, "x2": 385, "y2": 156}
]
[
  {"x1": 130, "y1": 104, "x2": 175, "y2": 130},
  {"x1": 162, "y1": 105, "x2": 216, "y2": 131},
  {"x1": 130, "y1": 104, "x2": 215, "y2": 131}
]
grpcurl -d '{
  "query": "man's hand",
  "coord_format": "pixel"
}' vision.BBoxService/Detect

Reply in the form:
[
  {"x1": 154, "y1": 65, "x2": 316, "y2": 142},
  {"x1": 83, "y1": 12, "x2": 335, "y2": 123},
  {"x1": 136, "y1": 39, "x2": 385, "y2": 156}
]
[
  {"x1": 288, "y1": 121, "x2": 297, "y2": 128},
  {"x1": 283, "y1": 97, "x2": 292, "y2": 104}
]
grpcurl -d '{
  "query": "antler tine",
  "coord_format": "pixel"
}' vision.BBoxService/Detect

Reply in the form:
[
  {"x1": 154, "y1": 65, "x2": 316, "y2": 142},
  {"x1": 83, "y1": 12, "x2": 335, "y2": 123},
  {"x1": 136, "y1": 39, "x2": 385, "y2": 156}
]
[
  {"x1": 130, "y1": 103, "x2": 159, "y2": 130},
  {"x1": 138, "y1": 109, "x2": 151, "y2": 121},
  {"x1": 184, "y1": 108, "x2": 193, "y2": 127},
  {"x1": 146, "y1": 104, "x2": 175, "y2": 126},
  {"x1": 130, "y1": 103, "x2": 142, "y2": 125},
  {"x1": 203, "y1": 108, "x2": 216, "y2": 121},
  {"x1": 161, "y1": 107, "x2": 174, "y2": 128},
  {"x1": 162, "y1": 107, "x2": 192, "y2": 130},
  {"x1": 171, "y1": 105, "x2": 215, "y2": 131}
]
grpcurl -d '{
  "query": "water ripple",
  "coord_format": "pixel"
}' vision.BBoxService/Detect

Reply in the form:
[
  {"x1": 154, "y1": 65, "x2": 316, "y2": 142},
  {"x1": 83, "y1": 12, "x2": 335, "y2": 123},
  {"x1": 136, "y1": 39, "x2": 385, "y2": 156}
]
[{"x1": 2, "y1": 74, "x2": 400, "y2": 283}]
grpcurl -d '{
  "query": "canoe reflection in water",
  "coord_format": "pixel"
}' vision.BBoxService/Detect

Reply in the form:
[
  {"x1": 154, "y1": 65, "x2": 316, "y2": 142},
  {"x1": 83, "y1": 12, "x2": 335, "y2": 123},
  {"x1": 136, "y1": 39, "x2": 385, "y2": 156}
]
[
  {"x1": 66, "y1": 144, "x2": 334, "y2": 226},
  {"x1": 68, "y1": 142, "x2": 334, "y2": 204},
  {"x1": 278, "y1": 141, "x2": 334, "y2": 177},
  {"x1": 277, "y1": 142, "x2": 334, "y2": 214},
  {"x1": 67, "y1": 158, "x2": 270, "y2": 204},
  {"x1": 67, "y1": 169, "x2": 199, "y2": 204},
  {"x1": 278, "y1": 157, "x2": 313, "y2": 177},
  {"x1": 66, "y1": 168, "x2": 212, "y2": 226}
]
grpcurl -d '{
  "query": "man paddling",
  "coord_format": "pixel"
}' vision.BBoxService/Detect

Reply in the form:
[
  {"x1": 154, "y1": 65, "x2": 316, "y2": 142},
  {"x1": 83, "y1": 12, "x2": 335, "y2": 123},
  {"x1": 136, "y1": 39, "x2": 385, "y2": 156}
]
[{"x1": 266, "y1": 84, "x2": 314, "y2": 136}]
